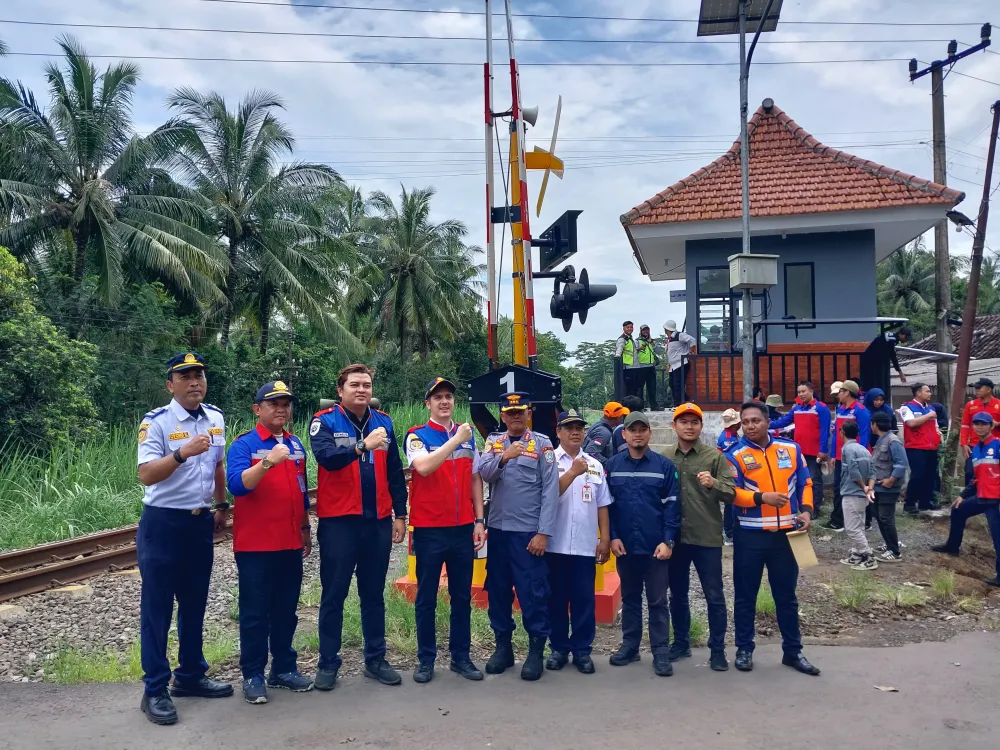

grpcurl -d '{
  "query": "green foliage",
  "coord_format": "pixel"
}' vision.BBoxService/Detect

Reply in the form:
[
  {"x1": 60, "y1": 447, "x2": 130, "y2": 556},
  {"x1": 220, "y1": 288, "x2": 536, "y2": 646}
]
[
  {"x1": 756, "y1": 583, "x2": 777, "y2": 616},
  {"x1": 0, "y1": 247, "x2": 101, "y2": 453}
]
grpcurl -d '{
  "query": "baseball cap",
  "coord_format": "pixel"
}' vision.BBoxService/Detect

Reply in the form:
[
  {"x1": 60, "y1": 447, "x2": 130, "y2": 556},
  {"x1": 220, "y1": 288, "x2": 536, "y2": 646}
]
[
  {"x1": 623, "y1": 411, "x2": 650, "y2": 428},
  {"x1": 604, "y1": 402, "x2": 630, "y2": 418},
  {"x1": 829, "y1": 380, "x2": 844, "y2": 395},
  {"x1": 672, "y1": 402, "x2": 703, "y2": 421},
  {"x1": 500, "y1": 392, "x2": 532, "y2": 412},
  {"x1": 424, "y1": 377, "x2": 456, "y2": 400},
  {"x1": 971, "y1": 377, "x2": 995, "y2": 389},
  {"x1": 765, "y1": 394, "x2": 784, "y2": 408},
  {"x1": 840, "y1": 380, "x2": 860, "y2": 395},
  {"x1": 663, "y1": 320, "x2": 677, "y2": 332},
  {"x1": 557, "y1": 409, "x2": 587, "y2": 428},
  {"x1": 721, "y1": 408, "x2": 741, "y2": 428},
  {"x1": 972, "y1": 411, "x2": 995, "y2": 425},
  {"x1": 255, "y1": 380, "x2": 295, "y2": 403},
  {"x1": 639, "y1": 323, "x2": 650, "y2": 331},
  {"x1": 166, "y1": 351, "x2": 206, "y2": 374}
]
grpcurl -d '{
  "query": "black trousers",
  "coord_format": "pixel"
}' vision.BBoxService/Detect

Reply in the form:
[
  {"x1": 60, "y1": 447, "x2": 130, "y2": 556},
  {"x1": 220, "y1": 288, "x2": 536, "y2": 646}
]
[
  {"x1": 668, "y1": 543, "x2": 727, "y2": 653},
  {"x1": 317, "y1": 516, "x2": 392, "y2": 671},
  {"x1": 623, "y1": 368, "x2": 640, "y2": 399},
  {"x1": 635, "y1": 367, "x2": 658, "y2": 410},
  {"x1": 669, "y1": 364, "x2": 690, "y2": 406},
  {"x1": 804, "y1": 455, "x2": 824, "y2": 514},
  {"x1": 617, "y1": 555, "x2": 670, "y2": 655},
  {"x1": 546, "y1": 553, "x2": 597, "y2": 657},
  {"x1": 904, "y1": 449, "x2": 939, "y2": 511},
  {"x1": 413, "y1": 525, "x2": 474, "y2": 664},
  {"x1": 236, "y1": 549, "x2": 303, "y2": 679},
  {"x1": 733, "y1": 527, "x2": 802, "y2": 657},
  {"x1": 872, "y1": 492, "x2": 900, "y2": 556}
]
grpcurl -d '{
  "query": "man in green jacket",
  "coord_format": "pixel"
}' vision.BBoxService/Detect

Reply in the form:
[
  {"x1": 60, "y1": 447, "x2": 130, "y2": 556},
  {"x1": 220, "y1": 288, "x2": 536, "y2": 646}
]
[{"x1": 661, "y1": 402, "x2": 736, "y2": 672}]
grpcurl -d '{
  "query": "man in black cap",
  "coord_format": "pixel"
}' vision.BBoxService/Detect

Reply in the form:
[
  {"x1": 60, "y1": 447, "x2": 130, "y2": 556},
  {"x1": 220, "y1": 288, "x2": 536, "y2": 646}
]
[
  {"x1": 226, "y1": 380, "x2": 314, "y2": 704},
  {"x1": 136, "y1": 352, "x2": 233, "y2": 725}
]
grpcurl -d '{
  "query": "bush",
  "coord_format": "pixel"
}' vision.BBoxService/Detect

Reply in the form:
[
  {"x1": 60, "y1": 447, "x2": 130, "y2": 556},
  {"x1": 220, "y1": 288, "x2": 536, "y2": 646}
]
[{"x1": 0, "y1": 248, "x2": 101, "y2": 452}]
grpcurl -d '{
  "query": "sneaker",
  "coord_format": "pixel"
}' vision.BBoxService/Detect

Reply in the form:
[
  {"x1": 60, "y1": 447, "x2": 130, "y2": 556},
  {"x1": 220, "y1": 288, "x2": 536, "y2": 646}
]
[
  {"x1": 653, "y1": 654, "x2": 673, "y2": 677},
  {"x1": 545, "y1": 651, "x2": 569, "y2": 671},
  {"x1": 242, "y1": 675, "x2": 268, "y2": 704},
  {"x1": 609, "y1": 645, "x2": 640, "y2": 666},
  {"x1": 313, "y1": 668, "x2": 338, "y2": 691},
  {"x1": 449, "y1": 659, "x2": 484, "y2": 681},
  {"x1": 877, "y1": 550, "x2": 902, "y2": 562},
  {"x1": 666, "y1": 644, "x2": 691, "y2": 662},
  {"x1": 364, "y1": 658, "x2": 402, "y2": 686},
  {"x1": 839, "y1": 551, "x2": 864, "y2": 566},
  {"x1": 709, "y1": 651, "x2": 729, "y2": 672},
  {"x1": 723, "y1": 535, "x2": 734, "y2": 547},
  {"x1": 267, "y1": 671, "x2": 314, "y2": 692},
  {"x1": 734, "y1": 649, "x2": 753, "y2": 672},
  {"x1": 821, "y1": 522, "x2": 845, "y2": 532},
  {"x1": 413, "y1": 661, "x2": 434, "y2": 684},
  {"x1": 852, "y1": 555, "x2": 878, "y2": 571},
  {"x1": 875, "y1": 542, "x2": 906, "y2": 553}
]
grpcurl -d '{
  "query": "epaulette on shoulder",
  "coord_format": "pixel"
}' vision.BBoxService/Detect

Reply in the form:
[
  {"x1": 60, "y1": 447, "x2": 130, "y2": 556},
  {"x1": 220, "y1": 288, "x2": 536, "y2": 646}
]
[
  {"x1": 202, "y1": 402, "x2": 223, "y2": 414},
  {"x1": 532, "y1": 431, "x2": 550, "y2": 440},
  {"x1": 313, "y1": 406, "x2": 335, "y2": 418},
  {"x1": 373, "y1": 407, "x2": 391, "y2": 417},
  {"x1": 142, "y1": 405, "x2": 169, "y2": 421},
  {"x1": 406, "y1": 423, "x2": 426, "y2": 435}
]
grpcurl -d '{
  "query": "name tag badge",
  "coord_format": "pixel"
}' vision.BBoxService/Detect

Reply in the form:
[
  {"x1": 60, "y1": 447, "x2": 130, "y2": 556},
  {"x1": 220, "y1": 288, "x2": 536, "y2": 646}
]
[
  {"x1": 208, "y1": 427, "x2": 224, "y2": 446},
  {"x1": 168, "y1": 431, "x2": 191, "y2": 441},
  {"x1": 776, "y1": 447, "x2": 793, "y2": 470},
  {"x1": 582, "y1": 485, "x2": 593, "y2": 503},
  {"x1": 297, "y1": 474, "x2": 307, "y2": 493}
]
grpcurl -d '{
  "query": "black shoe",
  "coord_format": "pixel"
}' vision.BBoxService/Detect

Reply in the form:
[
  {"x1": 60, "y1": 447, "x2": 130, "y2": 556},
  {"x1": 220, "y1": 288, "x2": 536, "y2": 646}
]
[
  {"x1": 653, "y1": 654, "x2": 673, "y2": 676},
  {"x1": 169, "y1": 676, "x2": 234, "y2": 699},
  {"x1": 931, "y1": 544, "x2": 960, "y2": 557},
  {"x1": 545, "y1": 651, "x2": 569, "y2": 671},
  {"x1": 140, "y1": 690, "x2": 178, "y2": 725},
  {"x1": 267, "y1": 670, "x2": 313, "y2": 692},
  {"x1": 449, "y1": 659, "x2": 484, "y2": 681},
  {"x1": 364, "y1": 658, "x2": 402, "y2": 686},
  {"x1": 413, "y1": 661, "x2": 435, "y2": 684},
  {"x1": 820, "y1": 521, "x2": 844, "y2": 532},
  {"x1": 609, "y1": 645, "x2": 640, "y2": 666},
  {"x1": 734, "y1": 649, "x2": 753, "y2": 672},
  {"x1": 521, "y1": 636, "x2": 546, "y2": 681},
  {"x1": 573, "y1": 653, "x2": 596, "y2": 674},
  {"x1": 710, "y1": 651, "x2": 729, "y2": 672},
  {"x1": 782, "y1": 653, "x2": 821, "y2": 676},
  {"x1": 313, "y1": 667, "x2": 338, "y2": 691},
  {"x1": 903, "y1": 506, "x2": 918, "y2": 515},
  {"x1": 485, "y1": 639, "x2": 515, "y2": 675},
  {"x1": 984, "y1": 577, "x2": 1000, "y2": 587},
  {"x1": 666, "y1": 644, "x2": 691, "y2": 662},
  {"x1": 242, "y1": 675, "x2": 268, "y2": 704}
]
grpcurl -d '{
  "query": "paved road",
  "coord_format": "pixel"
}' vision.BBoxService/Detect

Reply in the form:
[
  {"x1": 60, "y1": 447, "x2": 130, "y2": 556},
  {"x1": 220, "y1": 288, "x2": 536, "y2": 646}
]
[{"x1": 2, "y1": 633, "x2": 998, "y2": 750}]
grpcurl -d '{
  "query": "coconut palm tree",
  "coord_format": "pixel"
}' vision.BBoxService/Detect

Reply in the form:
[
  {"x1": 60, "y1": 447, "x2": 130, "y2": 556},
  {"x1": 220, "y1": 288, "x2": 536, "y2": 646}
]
[
  {"x1": 877, "y1": 237, "x2": 935, "y2": 316},
  {"x1": 166, "y1": 87, "x2": 350, "y2": 351},
  {"x1": 0, "y1": 36, "x2": 224, "y2": 306}
]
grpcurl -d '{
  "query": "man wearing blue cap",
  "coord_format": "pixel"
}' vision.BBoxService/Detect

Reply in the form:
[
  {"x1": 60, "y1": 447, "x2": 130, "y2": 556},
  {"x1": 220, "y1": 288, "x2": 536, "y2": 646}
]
[
  {"x1": 226, "y1": 381, "x2": 314, "y2": 704},
  {"x1": 406, "y1": 377, "x2": 486, "y2": 684},
  {"x1": 136, "y1": 352, "x2": 233, "y2": 725},
  {"x1": 478, "y1": 392, "x2": 560, "y2": 681}
]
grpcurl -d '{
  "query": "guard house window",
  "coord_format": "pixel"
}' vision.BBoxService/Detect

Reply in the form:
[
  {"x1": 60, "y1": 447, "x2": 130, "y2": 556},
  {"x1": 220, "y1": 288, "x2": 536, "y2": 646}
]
[
  {"x1": 696, "y1": 267, "x2": 765, "y2": 352},
  {"x1": 784, "y1": 262, "x2": 815, "y2": 328}
]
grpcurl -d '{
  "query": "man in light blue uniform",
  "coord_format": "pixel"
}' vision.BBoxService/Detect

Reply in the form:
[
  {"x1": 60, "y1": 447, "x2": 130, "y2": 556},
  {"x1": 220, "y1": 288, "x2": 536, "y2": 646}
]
[{"x1": 136, "y1": 352, "x2": 234, "y2": 725}]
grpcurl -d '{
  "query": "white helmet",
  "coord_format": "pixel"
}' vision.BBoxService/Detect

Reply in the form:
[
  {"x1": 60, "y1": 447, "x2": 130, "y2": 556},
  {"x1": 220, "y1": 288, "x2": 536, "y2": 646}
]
[{"x1": 663, "y1": 320, "x2": 677, "y2": 332}]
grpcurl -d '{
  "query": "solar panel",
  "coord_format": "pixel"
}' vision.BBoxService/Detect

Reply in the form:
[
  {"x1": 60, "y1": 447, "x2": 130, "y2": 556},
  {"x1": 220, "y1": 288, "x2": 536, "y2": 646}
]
[{"x1": 696, "y1": 0, "x2": 784, "y2": 37}]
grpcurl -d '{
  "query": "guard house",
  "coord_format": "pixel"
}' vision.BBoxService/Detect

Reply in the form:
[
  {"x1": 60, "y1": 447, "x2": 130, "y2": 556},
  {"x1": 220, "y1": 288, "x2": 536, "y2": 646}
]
[{"x1": 620, "y1": 98, "x2": 964, "y2": 406}]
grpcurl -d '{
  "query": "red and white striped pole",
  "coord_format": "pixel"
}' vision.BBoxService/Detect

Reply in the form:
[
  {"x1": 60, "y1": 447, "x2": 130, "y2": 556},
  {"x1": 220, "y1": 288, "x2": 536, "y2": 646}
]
[{"x1": 484, "y1": 0, "x2": 498, "y2": 368}]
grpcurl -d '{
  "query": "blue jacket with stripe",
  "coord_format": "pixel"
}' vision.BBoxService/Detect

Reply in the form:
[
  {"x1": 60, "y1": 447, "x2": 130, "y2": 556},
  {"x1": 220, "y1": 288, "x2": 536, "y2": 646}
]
[{"x1": 606, "y1": 449, "x2": 681, "y2": 555}]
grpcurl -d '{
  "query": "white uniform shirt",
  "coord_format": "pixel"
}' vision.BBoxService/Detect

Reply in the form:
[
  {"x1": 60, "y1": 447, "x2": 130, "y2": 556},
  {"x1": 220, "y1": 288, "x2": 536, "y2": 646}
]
[
  {"x1": 666, "y1": 330, "x2": 697, "y2": 371},
  {"x1": 549, "y1": 447, "x2": 612, "y2": 557},
  {"x1": 137, "y1": 398, "x2": 225, "y2": 510}
]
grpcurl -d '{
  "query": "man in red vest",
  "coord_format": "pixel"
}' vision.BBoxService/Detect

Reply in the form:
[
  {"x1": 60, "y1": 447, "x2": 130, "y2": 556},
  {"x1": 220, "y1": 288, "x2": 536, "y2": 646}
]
[
  {"x1": 405, "y1": 377, "x2": 487, "y2": 684},
  {"x1": 309, "y1": 364, "x2": 408, "y2": 691},
  {"x1": 900, "y1": 383, "x2": 942, "y2": 514},
  {"x1": 226, "y1": 381, "x2": 314, "y2": 704},
  {"x1": 960, "y1": 378, "x2": 1000, "y2": 481}
]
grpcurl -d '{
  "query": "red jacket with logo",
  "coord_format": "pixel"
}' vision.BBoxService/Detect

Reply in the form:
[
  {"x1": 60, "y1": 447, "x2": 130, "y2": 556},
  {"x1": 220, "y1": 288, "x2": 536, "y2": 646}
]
[
  {"x1": 961, "y1": 438, "x2": 1000, "y2": 501},
  {"x1": 960, "y1": 398, "x2": 1000, "y2": 446},
  {"x1": 770, "y1": 397, "x2": 832, "y2": 457},
  {"x1": 901, "y1": 400, "x2": 942, "y2": 451},
  {"x1": 405, "y1": 421, "x2": 477, "y2": 528}
]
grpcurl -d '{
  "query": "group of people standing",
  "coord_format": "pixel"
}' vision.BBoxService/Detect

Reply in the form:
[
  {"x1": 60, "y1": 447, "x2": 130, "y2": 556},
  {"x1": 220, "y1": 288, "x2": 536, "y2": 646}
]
[{"x1": 615, "y1": 320, "x2": 696, "y2": 411}]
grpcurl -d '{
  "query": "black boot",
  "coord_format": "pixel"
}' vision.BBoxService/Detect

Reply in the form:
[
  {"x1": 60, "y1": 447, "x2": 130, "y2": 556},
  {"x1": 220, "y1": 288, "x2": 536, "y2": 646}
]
[
  {"x1": 521, "y1": 636, "x2": 546, "y2": 681},
  {"x1": 485, "y1": 635, "x2": 515, "y2": 675}
]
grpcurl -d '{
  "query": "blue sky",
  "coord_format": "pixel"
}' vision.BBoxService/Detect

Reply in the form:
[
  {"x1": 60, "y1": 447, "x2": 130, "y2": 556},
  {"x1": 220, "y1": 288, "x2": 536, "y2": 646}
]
[{"x1": 2, "y1": 0, "x2": 999, "y2": 350}]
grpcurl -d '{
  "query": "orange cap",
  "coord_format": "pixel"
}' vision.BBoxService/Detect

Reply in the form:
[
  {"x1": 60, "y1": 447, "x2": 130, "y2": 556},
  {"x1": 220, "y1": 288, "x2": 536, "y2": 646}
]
[
  {"x1": 672, "y1": 402, "x2": 704, "y2": 421},
  {"x1": 603, "y1": 402, "x2": 630, "y2": 418}
]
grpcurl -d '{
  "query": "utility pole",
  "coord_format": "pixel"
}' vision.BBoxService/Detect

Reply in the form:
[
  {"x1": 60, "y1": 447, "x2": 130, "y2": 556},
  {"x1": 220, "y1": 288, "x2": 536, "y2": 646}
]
[
  {"x1": 949, "y1": 101, "x2": 1000, "y2": 433},
  {"x1": 909, "y1": 25, "x2": 991, "y2": 412}
]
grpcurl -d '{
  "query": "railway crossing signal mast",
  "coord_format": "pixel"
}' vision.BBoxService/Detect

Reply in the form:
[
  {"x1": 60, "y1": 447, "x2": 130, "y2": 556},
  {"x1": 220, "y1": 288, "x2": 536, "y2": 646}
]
[{"x1": 473, "y1": 0, "x2": 616, "y2": 440}]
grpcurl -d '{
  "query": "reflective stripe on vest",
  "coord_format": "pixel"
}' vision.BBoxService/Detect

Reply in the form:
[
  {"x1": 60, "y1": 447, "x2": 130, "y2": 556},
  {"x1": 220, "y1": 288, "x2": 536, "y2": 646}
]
[{"x1": 622, "y1": 338, "x2": 635, "y2": 366}]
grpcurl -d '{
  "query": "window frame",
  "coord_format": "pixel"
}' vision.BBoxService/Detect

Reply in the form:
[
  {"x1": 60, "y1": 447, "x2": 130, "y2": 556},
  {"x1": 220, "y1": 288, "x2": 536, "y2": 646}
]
[
  {"x1": 783, "y1": 261, "x2": 816, "y2": 329},
  {"x1": 694, "y1": 265, "x2": 766, "y2": 352}
]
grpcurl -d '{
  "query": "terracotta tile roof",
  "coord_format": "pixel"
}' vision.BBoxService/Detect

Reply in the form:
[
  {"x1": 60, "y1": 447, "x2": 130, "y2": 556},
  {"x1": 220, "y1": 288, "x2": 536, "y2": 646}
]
[
  {"x1": 904, "y1": 314, "x2": 1000, "y2": 361},
  {"x1": 621, "y1": 100, "x2": 965, "y2": 226}
]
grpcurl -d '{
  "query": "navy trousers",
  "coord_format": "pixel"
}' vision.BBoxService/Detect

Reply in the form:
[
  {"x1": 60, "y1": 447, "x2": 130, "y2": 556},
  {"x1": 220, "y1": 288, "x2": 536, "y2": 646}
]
[
  {"x1": 413, "y1": 524, "x2": 474, "y2": 664},
  {"x1": 485, "y1": 527, "x2": 550, "y2": 639},
  {"x1": 317, "y1": 516, "x2": 392, "y2": 671},
  {"x1": 904, "y1": 449, "x2": 939, "y2": 510},
  {"x1": 137, "y1": 505, "x2": 214, "y2": 696},
  {"x1": 723, "y1": 504, "x2": 735, "y2": 539},
  {"x1": 732, "y1": 526, "x2": 802, "y2": 657},
  {"x1": 617, "y1": 554, "x2": 670, "y2": 655},
  {"x1": 235, "y1": 549, "x2": 303, "y2": 679},
  {"x1": 804, "y1": 455, "x2": 824, "y2": 514},
  {"x1": 545, "y1": 553, "x2": 596, "y2": 657},
  {"x1": 668, "y1": 543, "x2": 727, "y2": 653},
  {"x1": 945, "y1": 497, "x2": 1000, "y2": 578}
]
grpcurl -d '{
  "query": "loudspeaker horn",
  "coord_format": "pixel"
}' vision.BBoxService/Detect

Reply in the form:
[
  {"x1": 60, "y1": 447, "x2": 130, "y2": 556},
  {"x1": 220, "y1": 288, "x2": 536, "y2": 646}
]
[{"x1": 521, "y1": 105, "x2": 539, "y2": 127}]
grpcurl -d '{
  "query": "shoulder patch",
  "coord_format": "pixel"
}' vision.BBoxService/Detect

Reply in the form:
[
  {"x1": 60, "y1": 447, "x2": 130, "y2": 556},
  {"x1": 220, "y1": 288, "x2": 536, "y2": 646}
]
[
  {"x1": 543, "y1": 447, "x2": 555, "y2": 464},
  {"x1": 406, "y1": 434, "x2": 424, "y2": 451},
  {"x1": 313, "y1": 406, "x2": 335, "y2": 418},
  {"x1": 138, "y1": 422, "x2": 151, "y2": 443},
  {"x1": 483, "y1": 440, "x2": 493, "y2": 452},
  {"x1": 309, "y1": 419, "x2": 321, "y2": 437},
  {"x1": 202, "y1": 402, "x2": 223, "y2": 414}
]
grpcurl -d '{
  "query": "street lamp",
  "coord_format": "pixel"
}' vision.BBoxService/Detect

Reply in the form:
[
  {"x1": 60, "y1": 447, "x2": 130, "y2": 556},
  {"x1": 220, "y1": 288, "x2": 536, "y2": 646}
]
[{"x1": 698, "y1": 0, "x2": 783, "y2": 400}]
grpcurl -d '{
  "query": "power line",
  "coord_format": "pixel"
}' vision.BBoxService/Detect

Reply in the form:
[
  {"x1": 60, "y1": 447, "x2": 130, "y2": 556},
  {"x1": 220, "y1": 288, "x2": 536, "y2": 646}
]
[{"x1": 0, "y1": 19, "x2": 970, "y2": 46}]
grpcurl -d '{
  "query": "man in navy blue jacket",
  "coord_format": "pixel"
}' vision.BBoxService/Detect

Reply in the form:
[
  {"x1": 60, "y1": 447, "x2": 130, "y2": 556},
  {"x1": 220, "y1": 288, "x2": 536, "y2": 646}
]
[{"x1": 606, "y1": 411, "x2": 681, "y2": 677}]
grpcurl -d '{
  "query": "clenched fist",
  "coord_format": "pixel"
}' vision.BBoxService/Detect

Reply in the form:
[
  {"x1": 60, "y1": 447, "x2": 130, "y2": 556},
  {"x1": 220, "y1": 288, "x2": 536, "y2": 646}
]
[
  {"x1": 455, "y1": 422, "x2": 473, "y2": 444},
  {"x1": 571, "y1": 456, "x2": 589, "y2": 478},
  {"x1": 502, "y1": 442, "x2": 525, "y2": 462},
  {"x1": 364, "y1": 426, "x2": 388, "y2": 451},
  {"x1": 266, "y1": 443, "x2": 290, "y2": 465},
  {"x1": 181, "y1": 434, "x2": 211, "y2": 458}
]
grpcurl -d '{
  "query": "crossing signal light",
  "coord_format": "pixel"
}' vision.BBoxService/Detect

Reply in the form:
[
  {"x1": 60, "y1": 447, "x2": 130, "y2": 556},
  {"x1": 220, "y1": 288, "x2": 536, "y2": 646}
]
[{"x1": 549, "y1": 266, "x2": 617, "y2": 331}]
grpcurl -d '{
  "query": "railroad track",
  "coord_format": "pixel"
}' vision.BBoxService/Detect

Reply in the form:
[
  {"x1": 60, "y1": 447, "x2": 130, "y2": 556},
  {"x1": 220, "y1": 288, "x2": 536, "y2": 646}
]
[{"x1": 0, "y1": 490, "x2": 317, "y2": 603}]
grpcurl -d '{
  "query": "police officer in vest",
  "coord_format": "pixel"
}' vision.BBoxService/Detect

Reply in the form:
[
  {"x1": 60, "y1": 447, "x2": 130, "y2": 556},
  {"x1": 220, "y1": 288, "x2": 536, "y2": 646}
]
[
  {"x1": 226, "y1": 380, "x2": 314, "y2": 704},
  {"x1": 406, "y1": 377, "x2": 487, "y2": 683},
  {"x1": 309, "y1": 364, "x2": 408, "y2": 691},
  {"x1": 136, "y1": 352, "x2": 233, "y2": 726},
  {"x1": 478, "y1": 392, "x2": 560, "y2": 681},
  {"x1": 634, "y1": 324, "x2": 661, "y2": 410}
]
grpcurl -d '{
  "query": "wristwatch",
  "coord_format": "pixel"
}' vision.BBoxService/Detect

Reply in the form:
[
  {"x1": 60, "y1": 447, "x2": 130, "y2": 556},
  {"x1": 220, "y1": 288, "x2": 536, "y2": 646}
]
[
  {"x1": 664, "y1": 540, "x2": 675, "y2": 549},
  {"x1": 475, "y1": 518, "x2": 485, "y2": 526},
  {"x1": 173, "y1": 447, "x2": 186, "y2": 464},
  {"x1": 356, "y1": 439, "x2": 367, "y2": 455},
  {"x1": 213, "y1": 502, "x2": 230, "y2": 512},
  {"x1": 261, "y1": 457, "x2": 274, "y2": 470}
]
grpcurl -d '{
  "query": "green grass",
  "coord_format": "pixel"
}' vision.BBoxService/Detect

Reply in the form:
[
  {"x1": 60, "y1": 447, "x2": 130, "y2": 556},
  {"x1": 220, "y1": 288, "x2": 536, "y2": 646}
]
[
  {"x1": 932, "y1": 570, "x2": 956, "y2": 599},
  {"x1": 875, "y1": 583, "x2": 929, "y2": 608},
  {"x1": 832, "y1": 572, "x2": 878, "y2": 609},
  {"x1": 756, "y1": 584, "x2": 776, "y2": 616},
  {"x1": 957, "y1": 595, "x2": 984, "y2": 614}
]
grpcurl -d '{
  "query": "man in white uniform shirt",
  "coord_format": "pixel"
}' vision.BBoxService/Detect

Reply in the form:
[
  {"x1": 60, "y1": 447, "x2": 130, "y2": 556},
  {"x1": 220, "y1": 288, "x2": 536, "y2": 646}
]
[{"x1": 545, "y1": 410, "x2": 612, "y2": 675}]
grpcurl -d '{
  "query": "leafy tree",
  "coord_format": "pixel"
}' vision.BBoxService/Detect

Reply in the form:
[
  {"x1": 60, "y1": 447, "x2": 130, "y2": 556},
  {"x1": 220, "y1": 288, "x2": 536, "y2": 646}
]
[
  {"x1": 0, "y1": 247, "x2": 100, "y2": 451},
  {"x1": 876, "y1": 238, "x2": 935, "y2": 336}
]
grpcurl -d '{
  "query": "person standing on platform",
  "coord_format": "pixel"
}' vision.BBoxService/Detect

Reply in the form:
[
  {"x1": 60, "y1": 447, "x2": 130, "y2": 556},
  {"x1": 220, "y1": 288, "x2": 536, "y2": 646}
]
[
  {"x1": 822, "y1": 380, "x2": 870, "y2": 532},
  {"x1": 545, "y1": 410, "x2": 612, "y2": 675},
  {"x1": 226, "y1": 381, "x2": 314, "y2": 704},
  {"x1": 615, "y1": 321, "x2": 637, "y2": 400},
  {"x1": 136, "y1": 352, "x2": 233, "y2": 726},
  {"x1": 477, "y1": 392, "x2": 560, "y2": 681},
  {"x1": 900, "y1": 383, "x2": 941, "y2": 515},
  {"x1": 870, "y1": 411, "x2": 908, "y2": 563},
  {"x1": 634, "y1": 324, "x2": 661, "y2": 411},
  {"x1": 309, "y1": 364, "x2": 409, "y2": 691},
  {"x1": 663, "y1": 320, "x2": 697, "y2": 407},
  {"x1": 931, "y1": 412, "x2": 1000, "y2": 586},
  {"x1": 582, "y1": 401, "x2": 629, "y2": 468},
  {"x1": 717, "y1": 408, "x2": 742, "y2": 546},
  {"x1": 726, "y1": 401, "x2": 820, "y2": 676},
  {"x1": 661, "y1": 403, "x2": 735, "y2": 672},
  {"x1": 959, "y1": 378, "x2": 1000, "y2": 483},
  {"x1": 606, "y1": 412, "x2": 680, "y2": 677},
  {"x1": 769, "y1": 382, "x2": 831, "y2": 519},
  {"x1": 405, "y1": 377, "x2": 486, "y2": 684},
  {"x1": 859, "y1": 326, "x2": 911, "y2": 394}
]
